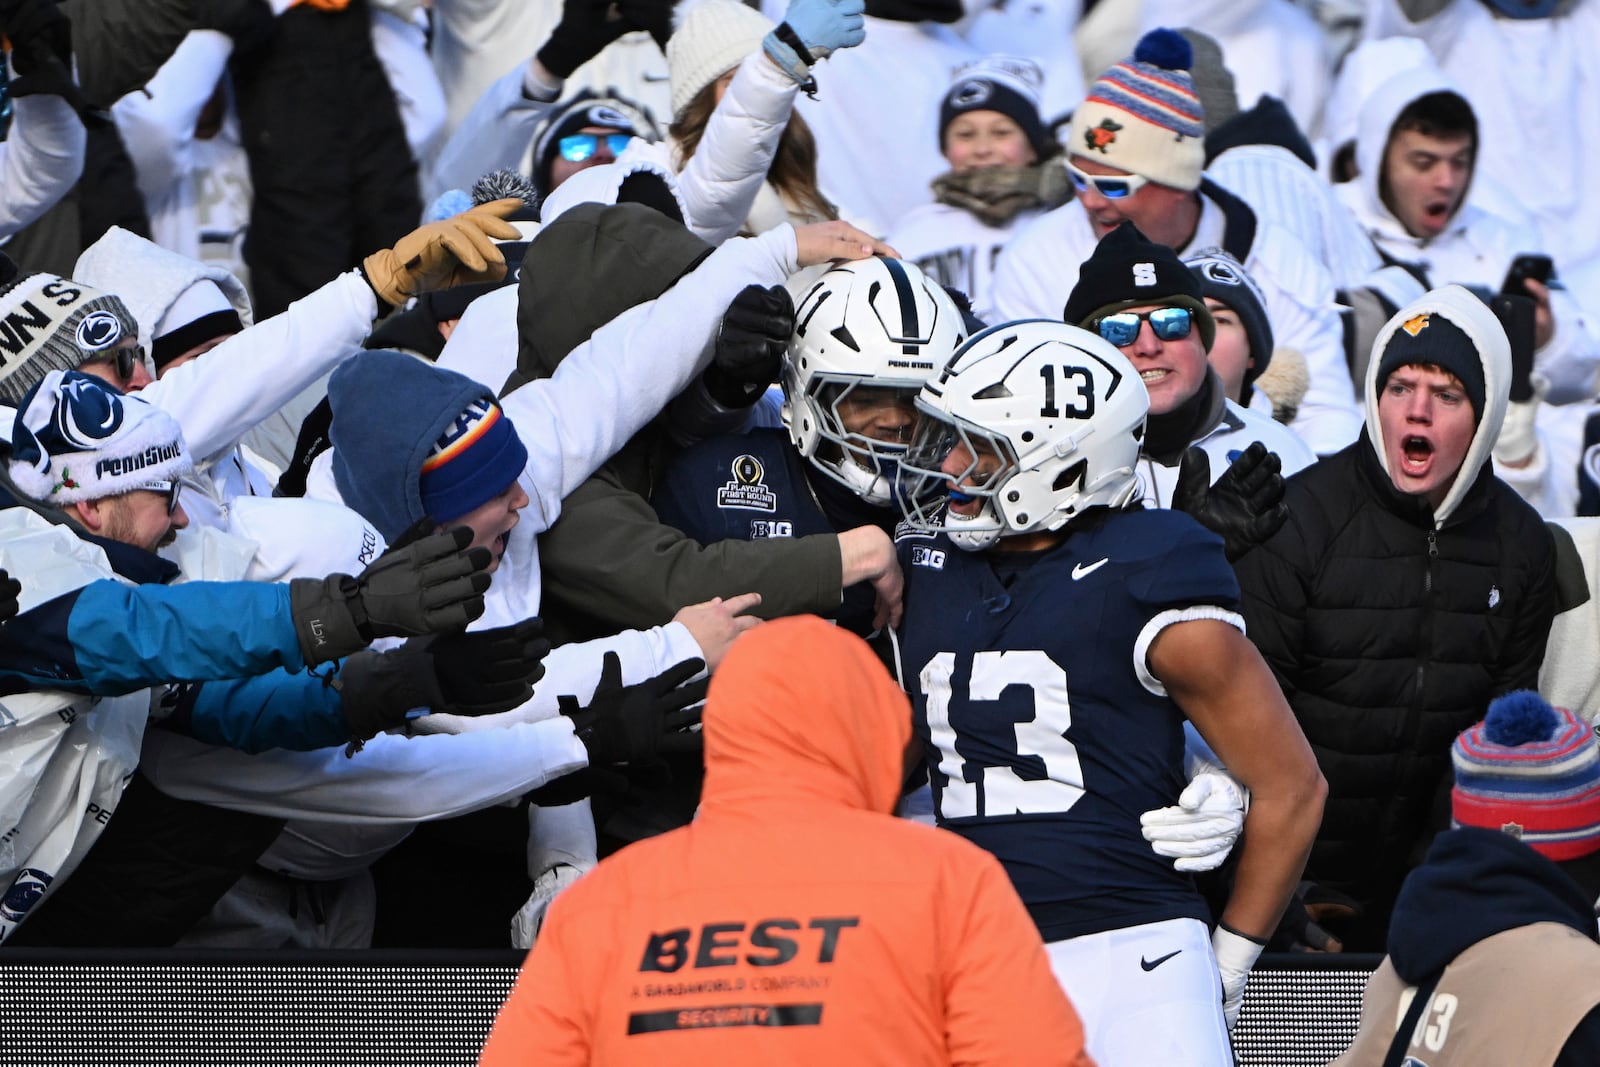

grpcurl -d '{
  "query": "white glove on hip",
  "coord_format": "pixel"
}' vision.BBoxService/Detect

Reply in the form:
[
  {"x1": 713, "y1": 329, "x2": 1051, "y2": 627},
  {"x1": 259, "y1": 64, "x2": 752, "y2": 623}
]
[{"x1": 1140, "y1": 770, "x2": 1247, "y2": 873}]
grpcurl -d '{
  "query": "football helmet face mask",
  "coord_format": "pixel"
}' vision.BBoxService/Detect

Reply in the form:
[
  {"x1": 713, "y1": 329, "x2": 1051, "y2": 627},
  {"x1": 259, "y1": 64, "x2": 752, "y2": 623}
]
[
  {"x1": 784, "y1": 257, "x2": 968, "y2": 506},
  {"x1": 900, "y1": 319, "x2": 1149, "y2": 550}
]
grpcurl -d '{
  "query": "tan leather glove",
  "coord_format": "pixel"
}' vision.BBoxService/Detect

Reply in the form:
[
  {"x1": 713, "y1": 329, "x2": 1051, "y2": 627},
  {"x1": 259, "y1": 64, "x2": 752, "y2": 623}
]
[{"x1": 362, "y1": 198, "x2": 524, "y2": 307}]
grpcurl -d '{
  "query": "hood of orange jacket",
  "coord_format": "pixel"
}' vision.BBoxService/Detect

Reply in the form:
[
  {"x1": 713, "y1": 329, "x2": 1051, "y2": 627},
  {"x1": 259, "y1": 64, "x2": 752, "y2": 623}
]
[{"x1": 699, "y1": 616, "x2": 909, "y2": 818}]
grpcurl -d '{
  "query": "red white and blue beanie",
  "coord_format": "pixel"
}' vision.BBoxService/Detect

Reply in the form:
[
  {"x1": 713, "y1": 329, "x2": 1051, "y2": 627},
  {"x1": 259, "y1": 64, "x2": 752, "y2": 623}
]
[
  {"x1": 1067, "y1": 28, "x2": 1206, "y2": 192},
  {"x1": 418, "y1": 394, "x2": 527, "y2": 524},
  {"x1": 9, "y1": 370, "x2": 190, "y2": 506},
  {"x1": 1452, "y1": 690, "x2": 1600, "y2": 861}
]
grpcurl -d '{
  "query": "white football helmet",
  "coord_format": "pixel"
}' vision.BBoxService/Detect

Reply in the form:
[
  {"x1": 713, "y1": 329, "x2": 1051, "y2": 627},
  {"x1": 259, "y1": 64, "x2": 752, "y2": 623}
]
[
  {"x1": 784, "y1": 257, "x2": 968, "y2": 505},
  {"x1": 900, "y1": 319, "x2": 1148, "y2": 551}
]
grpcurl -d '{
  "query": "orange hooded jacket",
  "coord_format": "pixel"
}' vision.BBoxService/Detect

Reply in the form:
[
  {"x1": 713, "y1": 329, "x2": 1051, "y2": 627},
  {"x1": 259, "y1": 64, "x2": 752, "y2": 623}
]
[{"x1": 479, "y1": 616, "x2": 1093, "y2": 1066}]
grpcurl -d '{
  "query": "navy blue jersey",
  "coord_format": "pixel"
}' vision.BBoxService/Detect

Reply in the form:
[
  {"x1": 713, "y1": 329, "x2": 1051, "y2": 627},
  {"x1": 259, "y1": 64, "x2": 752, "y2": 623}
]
[
  {"x1": 897, "y1": 506, "x2": 1241, "y2": 941},
  {"x1": 653, "y1": 427, "x2": 893, "y2": 636}
]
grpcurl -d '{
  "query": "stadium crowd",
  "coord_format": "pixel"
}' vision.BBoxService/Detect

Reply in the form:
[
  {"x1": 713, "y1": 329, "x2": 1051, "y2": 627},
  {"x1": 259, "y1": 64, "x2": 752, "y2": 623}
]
[{"x1": 3, "y1": 0, "x2": 1600, "y2": 1062}]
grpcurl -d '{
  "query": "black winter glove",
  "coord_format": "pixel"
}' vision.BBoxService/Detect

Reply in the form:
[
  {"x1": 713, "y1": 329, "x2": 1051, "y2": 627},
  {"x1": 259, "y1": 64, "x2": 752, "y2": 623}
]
[
  {"x1": 703, "y1": 284, "x2": 793, "y2": 408},
  {"x1": 1172, "y1": 442, "x2": 1287, "y2": 562},
  {"x1": 289, "y1": 525, "x2": 492, "y2": 665},
  {"x1": 559, "y1": 653, "x2": 707, "y2": 766},
  {"x1": 335, "y1": 647, "x2": 442, "y2": 742},
  {"x1": 0, "y1": 567, "x2": 19, "y2": 623},
  {"x1": 409, "y1": 617, "x2": 552, "y2": 716},
  {"x1": 616, "y1": 0, "x2": 675, "y2": 48},
  {"x1": 536, "y1": 0, "x2": 631, "y2": 81},
  {"x1": 1268, "y1": 881, "x2": 1362, "y2": 953}
]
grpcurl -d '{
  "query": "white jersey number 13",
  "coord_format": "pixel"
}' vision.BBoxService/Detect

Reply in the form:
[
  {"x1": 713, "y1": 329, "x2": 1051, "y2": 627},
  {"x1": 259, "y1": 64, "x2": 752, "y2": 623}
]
[{"x1": 920, "y1": 650, "x2": 1085, "y2": 819}]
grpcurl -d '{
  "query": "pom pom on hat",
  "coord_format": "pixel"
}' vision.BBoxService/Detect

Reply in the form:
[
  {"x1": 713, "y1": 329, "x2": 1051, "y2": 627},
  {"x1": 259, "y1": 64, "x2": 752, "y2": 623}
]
[
  {"x1": 1452, "y1": 690, "x2": 1600, "y2": 861},
  {"x1": 1066, "y1": 27, "x2": 1207, "y2": 192}
]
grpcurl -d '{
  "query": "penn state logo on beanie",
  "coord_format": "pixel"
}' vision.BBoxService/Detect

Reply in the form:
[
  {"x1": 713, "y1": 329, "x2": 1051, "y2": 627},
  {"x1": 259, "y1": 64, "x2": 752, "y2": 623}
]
[
  {"x1": 939, "y1": 56, "x2": 1053, "y2": 162},
  {"x1": 1063, "y1": 222, "x2": 1215, "y2": 350},
  {"x1": 0, "y1": 273, "x2": 141, "y2": 406},
  {"x1": 1452, "y1": 691, "x2": 1600, "y2": 861},
  {"x1": 9, "y1": 370, "x2": 191, "y2": 506},
  {"x1": 1067, "y1": 28, "x2": 1206, "y2": 192}
]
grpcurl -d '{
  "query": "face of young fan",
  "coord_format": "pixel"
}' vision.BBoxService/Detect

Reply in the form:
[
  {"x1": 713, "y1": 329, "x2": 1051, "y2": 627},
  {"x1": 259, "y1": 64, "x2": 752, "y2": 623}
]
[
  {"x1": 445, "y1": 478, "x2": 530, "y2": 574},
  {"x1": 1204, "y1": 297, "x2": 1253, "y2": 404},
  {"x1": 1382, "y1": 128, "x2": 1473, "y2": 240},
  {"x1": 1377, "y1": 363, "x2": 1477, "y2": 510},
  {"x1": 943, "y1": 111, "x2": 1037, "y2": 173}
]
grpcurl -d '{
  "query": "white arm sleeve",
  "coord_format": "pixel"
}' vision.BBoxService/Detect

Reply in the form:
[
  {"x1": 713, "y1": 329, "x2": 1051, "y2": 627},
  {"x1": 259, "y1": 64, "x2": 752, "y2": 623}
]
[
  {"x1": 427, "y1": 59, "x2": 557, "y2": 202},
  {"x1": 140, "y1": 272, "x2": 377, "y2": 462},
  {"x1": 0, "y1": 63, "x2": 85, "y2": 239},
  {"x1": 111, "y1": 30, "x2": 233, "y2": 204},
  {"x1": 675, "y1": 52, "x2": 798, "y2": 245},
  {"x1": 140, "y1": 719, "x2": 589, "y2": 823},
  {"x1": 501, "y1": 224, "x2": 800, "y2": 535}
]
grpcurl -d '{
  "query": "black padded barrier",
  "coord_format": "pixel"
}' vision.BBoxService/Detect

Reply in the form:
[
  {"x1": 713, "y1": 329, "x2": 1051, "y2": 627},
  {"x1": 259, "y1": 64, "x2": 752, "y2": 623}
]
[{"x1": 0, "y1": 949, "x2": 1381, "y2": 1065}]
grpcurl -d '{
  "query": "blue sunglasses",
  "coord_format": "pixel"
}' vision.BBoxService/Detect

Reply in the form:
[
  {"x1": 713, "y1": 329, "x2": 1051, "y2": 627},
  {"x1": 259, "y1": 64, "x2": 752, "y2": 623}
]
[
  {"x1": 1066, "y1": 160, "x2": 1150, "y2": 200},
  {"x1": 1095, "y1": 307, "x2": 1193, "y2": 348},
  {"x1": 558, "y1": 133, "x2": 632, "y2": 163}
]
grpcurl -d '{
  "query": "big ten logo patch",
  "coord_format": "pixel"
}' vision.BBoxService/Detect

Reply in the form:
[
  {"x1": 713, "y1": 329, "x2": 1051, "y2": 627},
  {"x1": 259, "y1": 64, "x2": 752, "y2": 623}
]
[
  {"x1": 750, "y1": 520, "x2": 793, "y2": 539},
  {"x1": 717, "y1": 455, "x2": 777, "y2": 512},
  {"x1": 639, "y1": 917, "x2": 859, "y2": 974},
  {"x1": 911, "y1": 545, "x2": 946, "y2": 570}
]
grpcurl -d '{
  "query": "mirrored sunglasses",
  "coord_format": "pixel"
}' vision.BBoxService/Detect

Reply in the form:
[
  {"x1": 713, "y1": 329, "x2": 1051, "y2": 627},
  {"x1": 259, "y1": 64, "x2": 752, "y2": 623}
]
[
  {"x1": 1066, "y1": 161, "x2": 1150, "y2": 200},
  {"x1": 141, "y1": 479, "x2": 183, "y2": 515},
  {"x1": 558, "y1": 133, "x2": 632, "y2": 163},
  {"x1": 1096, "y1": 306, "x2": 1193, "y2": 348}
]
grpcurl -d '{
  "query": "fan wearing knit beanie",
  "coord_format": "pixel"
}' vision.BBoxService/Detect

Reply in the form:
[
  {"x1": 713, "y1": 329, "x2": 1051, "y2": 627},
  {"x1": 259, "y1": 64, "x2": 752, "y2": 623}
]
[
  {"x1": 1184, "y1": 248, "x2": 1274, "y2": 408},
  {"x1": 0, "y1": 272, "x2": 149, "y2": 405},
  {"x1": 885, "y1": 56, "x2": 1068, "y2": 322},
  {"x1": 1330, "y1": 689, "x2": 1600, "y2": 1066},
  {"x1": 663, "y1": 0, "x2": 864, "y2": 236}
]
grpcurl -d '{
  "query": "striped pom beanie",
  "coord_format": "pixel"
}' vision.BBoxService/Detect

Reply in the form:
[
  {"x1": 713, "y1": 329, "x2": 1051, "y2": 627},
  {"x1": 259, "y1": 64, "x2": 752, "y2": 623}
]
[
  {"x1": 1067, "y1": 28, "x2": 1206, "y2": 192},
  {"x1": 1452, "y1": 690, "x2": 1600, "y2": 861}
]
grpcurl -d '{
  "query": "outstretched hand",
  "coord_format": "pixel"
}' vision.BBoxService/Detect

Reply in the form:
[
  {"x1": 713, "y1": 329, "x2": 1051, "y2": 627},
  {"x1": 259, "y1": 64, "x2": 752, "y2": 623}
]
[
  {"x1": 1172, "y1": 442, "x2": 1287, "y2": 561},
  {"x1": 794, "y1": 221, "x2": 898, "y2": 267}
]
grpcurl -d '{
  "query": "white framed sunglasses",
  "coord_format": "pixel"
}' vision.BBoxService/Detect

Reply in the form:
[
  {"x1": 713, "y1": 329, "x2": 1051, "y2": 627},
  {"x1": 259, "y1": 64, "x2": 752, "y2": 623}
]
[{"x1": 1065, "y1": 160, "x2": 1150, "y2": 200}]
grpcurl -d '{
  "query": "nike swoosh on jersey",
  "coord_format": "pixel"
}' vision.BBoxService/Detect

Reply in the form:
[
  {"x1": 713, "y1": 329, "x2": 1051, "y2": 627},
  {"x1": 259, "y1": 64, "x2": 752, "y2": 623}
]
[
  {"x1": 1071, "y1": 558, "x2": 1110, "y2": 580},
  {"x1": 1140, "y1": 949, "x2": 1181, "y2": 972}
]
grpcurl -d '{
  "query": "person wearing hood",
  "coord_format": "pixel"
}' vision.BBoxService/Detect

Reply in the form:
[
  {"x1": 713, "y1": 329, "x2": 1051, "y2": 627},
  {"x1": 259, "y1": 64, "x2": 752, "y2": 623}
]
[
  {"x1": 1331, "y1": 690, "x2": 1600, "y2": 1066},
  {"x1": 990, "y1": 29, "x2": 1362, "y2": 456},
  {"x1": 885, "y1": 56, "x2": 1068, "y2": 324},
  {"x1": 478, "y1": 617, "x2": 1096, "y2": 1067},
  {"x1": 1234, "y1": 284, "x2": 1558, "y2": 951},
  {"x1": 1063, "y1": 223, "x2": 1315, "y2": 558},
  {"x1": 1332, "y1": 68, "x2": 1600, "y2": 414}
]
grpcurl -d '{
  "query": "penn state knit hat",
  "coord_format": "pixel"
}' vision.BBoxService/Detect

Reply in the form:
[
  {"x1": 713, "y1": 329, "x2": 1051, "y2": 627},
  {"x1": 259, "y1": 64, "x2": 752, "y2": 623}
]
[
  {"x1": 1063, "y1": 221, "x2": 1215, "y2": 351},
  {"x1": 1185, "y1": 248, "x2": 1272, "y2": 384},
  {"x1": 939, "y1": 56, "x2": 1053, "y2": 162},
  {"x1": 1067, "y1": 28, "x2": 1206, "y2": 192},
  {"x1": 151, "y1": 280, "x2": 243, "y2": 370},
  {"x1": 9, "y1": 370, "x2": 190, "y2": 506},
  {"x1": 1374, "y1": 306, "x2": 1486, "y2": 419},
  {"x1": 1452, "y1": 691, "x2": 1600, "y2": 862},
  {"x1": 531, "y1": 91, "x2": 654, "y2": 197},
  {"x1": 667, "y1": 0, "x2": 774, "y2": 123},
  {"x1": 0, "y1": 273, "x2": 141, "y2": 405}
]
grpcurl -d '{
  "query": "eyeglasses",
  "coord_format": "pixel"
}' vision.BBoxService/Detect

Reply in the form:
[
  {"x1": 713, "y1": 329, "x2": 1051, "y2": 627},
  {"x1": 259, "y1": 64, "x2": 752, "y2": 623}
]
[
  {"x1": 141, "y1": 479, "x2": 183, "y2": 515},
  {"x1": 1095, "y1": 307, "x2": 1193, "y2": 347},
  {"x1": 1066, "y1": 160, "x2": 1150, "y2": 200},
  {"x1": 80, "y1": 345, "x2": 144, "y2": 385},
  {"x1": 558, "y1": 133, "x2": 632, "y2": 163}
]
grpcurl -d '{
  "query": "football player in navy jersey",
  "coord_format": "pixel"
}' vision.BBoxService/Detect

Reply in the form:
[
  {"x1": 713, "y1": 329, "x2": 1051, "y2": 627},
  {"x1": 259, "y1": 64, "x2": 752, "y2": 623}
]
[{"x1": 896, "y1": 319, "x2": 1325, "y2": 1065}]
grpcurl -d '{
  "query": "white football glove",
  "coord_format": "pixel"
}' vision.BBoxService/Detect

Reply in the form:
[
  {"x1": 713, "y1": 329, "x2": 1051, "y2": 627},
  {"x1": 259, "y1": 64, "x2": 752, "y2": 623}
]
[
  {"x1": 1212, "y1": 924, "x2": 1266, "y2": 1030},
  {"x1": 1140, "y1": 770, "x2": 1247, "y2": 873}
]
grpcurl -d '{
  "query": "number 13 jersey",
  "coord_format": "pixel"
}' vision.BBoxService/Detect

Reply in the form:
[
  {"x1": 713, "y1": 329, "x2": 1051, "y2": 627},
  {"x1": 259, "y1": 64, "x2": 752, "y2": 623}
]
[{"x1": 897, "y1": 506, "x2": 1243, "y2": 941}]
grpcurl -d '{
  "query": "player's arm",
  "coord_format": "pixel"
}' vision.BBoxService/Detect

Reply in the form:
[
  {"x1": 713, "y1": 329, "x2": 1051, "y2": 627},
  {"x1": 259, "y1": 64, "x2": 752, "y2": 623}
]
[{"x1": 1149, "y1": 618, "x2": 1325, "y2": 940}]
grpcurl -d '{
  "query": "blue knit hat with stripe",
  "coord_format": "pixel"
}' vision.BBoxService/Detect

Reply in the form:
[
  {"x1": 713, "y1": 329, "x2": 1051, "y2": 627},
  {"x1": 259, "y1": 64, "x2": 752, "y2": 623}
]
[{"x1": 1067, "y1": 28, "x2": 1206, "y2": 192}]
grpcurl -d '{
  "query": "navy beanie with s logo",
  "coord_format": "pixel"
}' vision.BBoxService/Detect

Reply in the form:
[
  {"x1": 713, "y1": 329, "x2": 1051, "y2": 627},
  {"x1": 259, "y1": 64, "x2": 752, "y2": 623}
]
[{"x1": 1062, "y1": 221, "x2": 1215, "y2": 351}]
